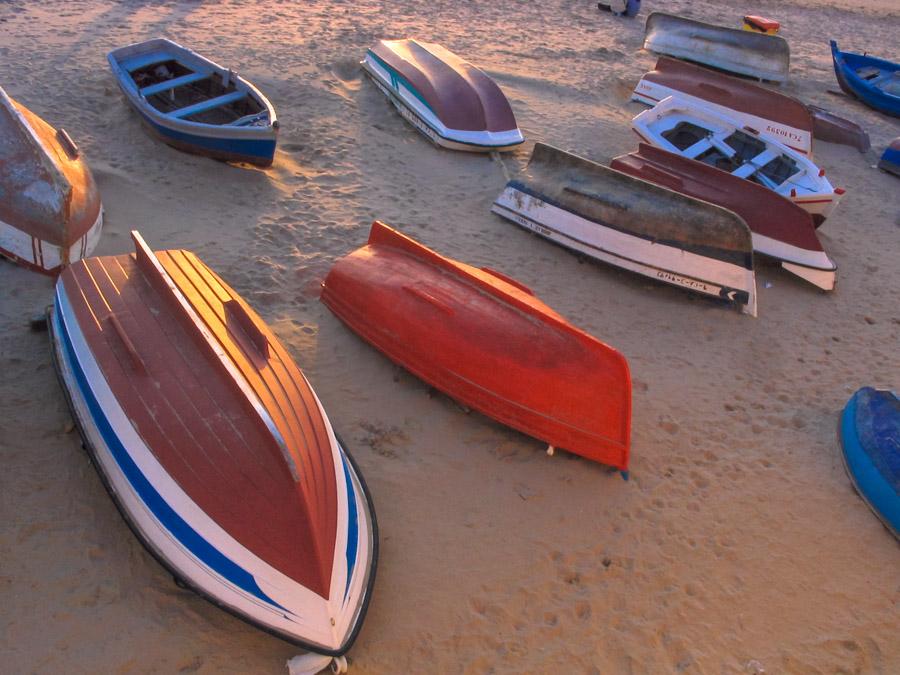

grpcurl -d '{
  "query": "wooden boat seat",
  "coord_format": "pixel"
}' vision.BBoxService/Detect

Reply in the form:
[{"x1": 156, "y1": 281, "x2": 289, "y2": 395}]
[
  {"x1": 121, "y1": 51, "x2": 173, "y2": 73},
  {"x1": 168, "y1": 90, "x2": 247, "y2": 119},
  {"x1": 140, "y1": 71, "x2": 210, "y2": 97}
]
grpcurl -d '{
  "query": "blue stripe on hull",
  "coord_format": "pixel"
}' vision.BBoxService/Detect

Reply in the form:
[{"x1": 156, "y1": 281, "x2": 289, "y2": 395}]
[
  {"x1": 342, "y1": 454, "x2": 359, "y2": 599},
  {"x1": 136, "y1": 107, "x2": 276, "y2": 163},
  {"x1": 53, "y1": 292, "x2": 287, "y2": 612}
]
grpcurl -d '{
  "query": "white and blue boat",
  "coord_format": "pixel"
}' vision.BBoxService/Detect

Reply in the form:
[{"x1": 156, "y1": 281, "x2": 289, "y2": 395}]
[
  {"x1": 840, "y1": 387, "x2": 899, "y2": 540},
  {"x1": 879, "y1": 138, "x2": 900, "y2": 177},
  {"x1": 49, "y1": 232, "x2": 377, "y2": 665},
  {"x1": 362, "y1": 39, "x2": 524, "y2": 152},
  {"x1": 108, "y1": 38, "x2": 278, "y2": 166},
  {"x1": 831, "y1": 41, "x2": 900, "y2": 118}
]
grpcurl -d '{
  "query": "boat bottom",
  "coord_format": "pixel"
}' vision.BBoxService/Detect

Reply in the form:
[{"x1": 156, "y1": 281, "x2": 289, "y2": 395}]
[
  {"x1": 47, "y1": 304, "x2": 378, "y2": 656},
  {"x1": 492, "y1": 193, "x2": 757, "y2": 316},
  {"x1": 878, "y1": 151, "x2": 900, "y2": 178},
  {"x1": 136, "y1": 114, "x2": 275, "y2": 167}
]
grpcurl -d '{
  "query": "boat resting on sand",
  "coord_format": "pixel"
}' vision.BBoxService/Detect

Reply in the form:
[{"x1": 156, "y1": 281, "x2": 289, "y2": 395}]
[
  {"x1": 831, "y1": 41, "x2": 900, "y2": 118},
  {"x1": 633, "y1": 56, "x2": 814, "y2": 155},
  {"x1": 839, "y1": 387, "x2": 900, "y2": 540},
  {"x1": 611, "y1": 144, "x2": 836, "y2": 290},
  {"x1": 320, "y1": 221, "x2": 631, "y2": 470},
  {"x1": 806, "y1": 105, "x2": 870, "y2": 154},
  {"x1": 632, "y1": 95, "x2": 844, "y2": 225},
  {"x1": 643, "y1": 12, "x2": 790, "y2": 83},
  {"x1": 108, "y1": 38, "x2": 278, "y2": 166},
  {"x1": 361, "y1": 39, "x2": 524, "y2": 152},
  {"x1": 492, "y1": 142, "x2": 758, "y2": 316},
  {"x1": 0, "y1": 87, "x2": 102, "y2": 274},
  {"x1": 49, "y1": 232, "x2": 376, "y2": 659},
  {"x1": 878, "y1": 138, "x2": 900, "y2": 177}
]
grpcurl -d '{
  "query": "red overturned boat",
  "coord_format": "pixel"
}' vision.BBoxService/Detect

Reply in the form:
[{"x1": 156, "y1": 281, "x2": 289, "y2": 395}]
[
  {"x1": 611, "y1": 144, "x2": 837, "y2": 290},
  {"x1": 49, "y1": 232, "x2": 377, "y2": 665},
  {"x1": 320, "y1": 221, "x2": 632, "y2": 470}
]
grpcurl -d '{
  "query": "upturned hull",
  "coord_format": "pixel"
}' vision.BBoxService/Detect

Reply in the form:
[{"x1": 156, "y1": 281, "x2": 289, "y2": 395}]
[
  {"x1": 878, "y1": 139, "x2": 900, "y2": 177},
  {"x1": 493, "y1": 143, "x2": 757, "y2": 315},
  {"x1": 108, "y1": 38, "x2": 278, "y2": 166},
  {"x1": 362, "y1": 40, "x2": 524, "y2": 152},
  {"x1": 611, "y1": 144, "x2": 836, "y2": 290},
  {"x1": 0, "y1": 88, "x2": 103, "y2": 274},
  {"x1": 321, "y1": 221, "x2": 631, "y2": 469},
  {"x1": 839, "y1": 388, "x2": 900, "y2": 540},
  {"x1": 643, "y1": 12, "x2": 790, "y2": 83},
  {"x1": 49, "y1": 233, "x2": 376, "y2": 655}
]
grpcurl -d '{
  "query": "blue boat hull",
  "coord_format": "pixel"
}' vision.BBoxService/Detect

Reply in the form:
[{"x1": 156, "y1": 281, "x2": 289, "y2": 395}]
[
  {"x1": 878, "y1": 142, "x2": 900, "y2": 177},
  {"x1": 831, "y1": 41, "x2": 900, "y2": 118},
  {"x1": 839, "y1": 387, "x2": 900, "y2": 539}
]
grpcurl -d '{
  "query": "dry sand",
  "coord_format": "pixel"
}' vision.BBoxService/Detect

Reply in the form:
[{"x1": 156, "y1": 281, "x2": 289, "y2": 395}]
[{"x1": 1, "y1": 1, "x2": 899, "y2": 673}]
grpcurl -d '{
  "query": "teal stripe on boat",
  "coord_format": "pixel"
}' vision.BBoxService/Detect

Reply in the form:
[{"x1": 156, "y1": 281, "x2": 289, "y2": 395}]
[{"x1": 366, "y1": 50, "x2": 435, "y2": 114}]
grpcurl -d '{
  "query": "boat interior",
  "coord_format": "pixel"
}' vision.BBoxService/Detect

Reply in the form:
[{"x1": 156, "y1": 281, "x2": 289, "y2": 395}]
[
  {"x1": 660, "y1": 120, "x2": 800, "y2": 189},
  {"x1": 126, "y1": 55, "x2": 266, "y2": 125}
]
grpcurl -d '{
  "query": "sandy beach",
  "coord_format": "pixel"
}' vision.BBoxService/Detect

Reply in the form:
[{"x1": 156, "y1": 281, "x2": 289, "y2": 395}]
[{"x1": 1, "y1": 1, "x2": 899, "y2": 673}]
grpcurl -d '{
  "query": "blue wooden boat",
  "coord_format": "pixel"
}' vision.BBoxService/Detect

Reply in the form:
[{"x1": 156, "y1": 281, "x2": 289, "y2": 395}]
[
  {"x1": 830, "y1": 41, "x2": 900, "y2": 118},
  {"x1": 839, "y1": 387, "x2": 900, "y2": 540},
  {"x1": 108, "y1": 38, "x2": 278, "y2": 166},
  {"x1": 878, "y1": 138, "x2": 900, "y2": 177}
]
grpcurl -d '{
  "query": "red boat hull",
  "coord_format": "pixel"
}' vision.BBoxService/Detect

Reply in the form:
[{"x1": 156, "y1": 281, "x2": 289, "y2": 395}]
[{"x1": 321, "y1": 222, "x2": 632, "y2": 470}]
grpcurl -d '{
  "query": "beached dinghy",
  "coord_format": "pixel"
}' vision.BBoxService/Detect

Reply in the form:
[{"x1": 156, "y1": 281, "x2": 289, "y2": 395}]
[
  {"x1": 632, "y1": 96, "x2": 844, "y2": 224},
  {"x1": 108, "y1": 38, "x2": 278, "y2": 166},
  {"x1": 492, "y1": 143, "x2": 758, "y2": 316},
  {"x1": 361, "y1": 39, "x2": 524, "y2": 152},
  {"x1": 831, "y1": 41, "x2": 900, "y2": 118},
  {"x1": 633, "y1": 57, "x2": 814, "y2": 155},
  {"x1": 49, "y1": 232, "x2": 376, "y2": 659},
  {"x1": 611, "y1": 144, "x2": 836, "y2": 290},
  {"x1": 643, "y1": 12, "x2": 790, "y2": 83},
  {"x1": 878, "y1": 138, "x2": 900, "y2": 177},
  {"x1": 840, "y1": 387, "x2": 900, "y2": 540},
  {"x1": 321, "y1": 221, "x2": 631, "y2": 470},
  {"x1": 806, "y1": 105, "x2": 870, "y2": 154},
  {"x1": 0, "y1": 87, "x2": 102, "y2": 274}
]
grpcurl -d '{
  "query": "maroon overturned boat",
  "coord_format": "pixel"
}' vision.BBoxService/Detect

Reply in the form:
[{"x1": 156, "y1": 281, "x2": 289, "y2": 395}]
[{"x1": 612, "y1": 144, "x2": 836, "y2": 290}]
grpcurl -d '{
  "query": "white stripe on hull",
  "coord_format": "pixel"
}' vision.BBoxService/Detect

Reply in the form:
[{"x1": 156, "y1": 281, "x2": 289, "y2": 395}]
[
  {"x1": 751, "y1": 231, "x2": 836, "y2": 290},
  {"x1": 0, "y1": 206, "x2": 103, "y2": 273},
  {"x1": 493, "y1": 188, "x2": 757, "y2": 316},
  {"x1": 52, "y1": 285, "x2": 374, "y2": 652},
  {"x1": 361, "y1": 57, "x2": 523, "y2": 152}
]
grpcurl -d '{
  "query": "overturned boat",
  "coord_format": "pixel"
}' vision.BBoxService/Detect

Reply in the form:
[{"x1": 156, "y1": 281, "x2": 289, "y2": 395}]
[
  {"x1": 879, "y1": 138, "x2": 900, "y2": 177},
  {"x1": 0, "y1": 87, "x2": 103, "y2": 274},
  {"x1": 321, "y1": 221, "x2": 631, "y2": 469},
  {"x1": 611, "y1": 144, "x2": 837, "y2": 290},
  {"x1": 361, "y1": 39, "x2": 524, "y2": 152},
  {"x1": 49, "y1": 232, "x2": 376, "y2": 659},
  {"x1": 831, "y1": 41, "x2": 900, "y2": 118},
  {"x1": 840, "y1": 387, "x2": 900, "y2": 540},
  {"x1": 492, "y1": 142, "x2": 757, "y2": 315},
  {"x1": 633, "y1": 56, "x2": 814, "y2": 155},
  {"x1": 643, "y1": 12, "x2": 790, "y2": 83},
  {"x1": 632, "y1": 95, "x2": 844, "y2": 224},
  {"x1": 807, "y1": 105, "x2": 871, "y2": 154},
  {"x1": 108, "y1": 38, "x2": 278, "y2": 166}
]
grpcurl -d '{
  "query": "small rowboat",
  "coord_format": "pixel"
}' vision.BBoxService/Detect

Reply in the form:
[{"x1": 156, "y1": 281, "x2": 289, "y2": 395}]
[
  {"x1": 632, "y1": 95, "x2": 844, "y2": 224},
  {"x1": 108, "y1": 38, "x2": 278, "y2": 166},
  {"x1": 831, "y1": 41, "x2": 900, "y2": 118},
  {"x1": 49, "y1": 232, "x2": 376, "y2": 659},
  {"x1": 493, "y1": 143, "x2": 758, "y2": 316},
  {"x1": 611, "y1": 144, "x2": 836, "y2": 290},
  {"x1": 361, "y1": 39, "x2": 524, "y2": 152},
  {"x1": 643, "y1": 12, "x2": 790, "y2": 83},
  {"x1": 320, "y1": 221, "x2": 631, "y2": 470},
  {"x1": 0, "y1": 87, "x2": 102, "y2": 274},
  {"x1": 839, "y1": 387, "x2": 900, "y2": 540}
]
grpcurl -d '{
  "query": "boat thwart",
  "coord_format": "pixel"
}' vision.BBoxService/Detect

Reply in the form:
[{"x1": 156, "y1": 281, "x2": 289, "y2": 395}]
[
  {"x1": 321, "y1": 221, "x2": 632, "y2": 470},
  {"x1": 49, "y1": 232, "x2": 376, "y2": 656}
]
